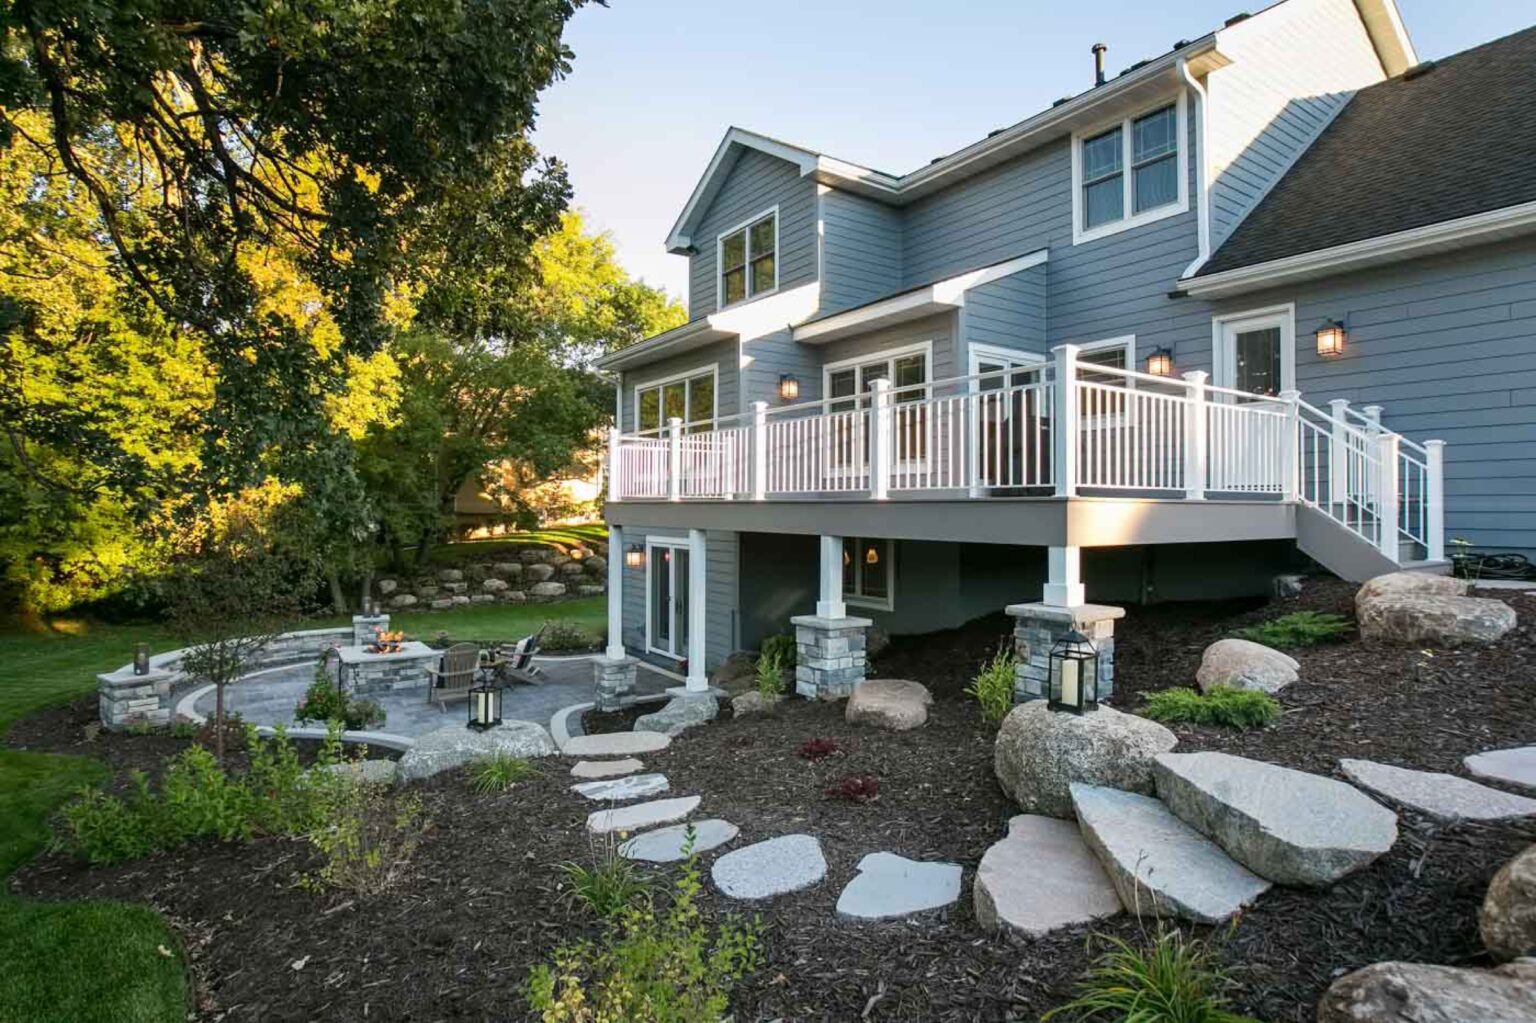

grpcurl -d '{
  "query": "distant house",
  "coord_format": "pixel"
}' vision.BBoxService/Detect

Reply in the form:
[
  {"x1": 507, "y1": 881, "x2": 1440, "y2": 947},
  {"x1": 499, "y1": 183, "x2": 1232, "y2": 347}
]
[{"x1": 595, "y1": 1, "x2": 1536, "y2": 695}]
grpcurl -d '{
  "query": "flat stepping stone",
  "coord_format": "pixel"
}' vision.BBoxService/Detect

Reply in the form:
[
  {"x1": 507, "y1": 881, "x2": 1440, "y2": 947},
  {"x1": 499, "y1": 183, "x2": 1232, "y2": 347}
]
[
  {"x1": 712, "y1": 834, "x2": 826, "y2": 900},
  {"x1": 1465, "y1": 747, "x2": 1536, "y2": 795},
  {"x1": 562, "y1": 731, "x2": 670, "y2": 757},
  {"x1": 975, "y1": 815, "x2": 1122, "y2": 937},
  {"x1": 1340, "y1": 759, "x2": 1536, "y2": 822},
  {"x1": 571, "y1": 773, "x2": 669, "y2": 802},
  {"x1": 571, "y1": 758, "x2": 644, "y2": 780},
  {"x1": 1152, "y1": 752, "x2": 1397, "y2": 886},
  {"x1": 836, "y1": 851, "x2": 961, "y2": 921},
  {"x1": 587, "y1": 795, "x2": 699, "y2": 835},
  {"x1": 1071, "y1": 783, "x2": 1271, "y2": 924},
  {"x1": 620, "y1": 819, "x2": 739, "y2": 862}
]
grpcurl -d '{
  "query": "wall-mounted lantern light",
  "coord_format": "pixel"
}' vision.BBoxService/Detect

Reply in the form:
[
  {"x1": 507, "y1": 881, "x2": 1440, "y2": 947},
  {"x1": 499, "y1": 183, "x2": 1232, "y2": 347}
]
[
  {"x1": 624, "y1": 544, "x2": 645, "y2": 569},
  {"x1": 779, "y1": 374, "x2": 800, "y2": 401},
  {"x1": 1315, "y1": 319, "x2": 1347, "y2": 357},
  {"x1": 1146, "y1": 347, "x2": 1175, "y2": 377}
]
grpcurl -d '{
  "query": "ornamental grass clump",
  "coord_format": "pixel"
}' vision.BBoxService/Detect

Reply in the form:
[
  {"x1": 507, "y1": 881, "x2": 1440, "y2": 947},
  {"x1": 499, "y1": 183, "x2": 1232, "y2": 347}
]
[
  {"x1": 754, "y1": 650, "x2": 786, "y2": 706},
  {"x1": 558, "y1": 829, "x2": 655, "y2": 918},
  {"x1": 759, "y1": 632, "x2": 797, "y2": 669},
  {"x1": 469, "y1": 752, "x2": 540, "y2": 793},
  {"x1": 1141, "y1": 687, "x2": 1279, "y2": 730},
  {"x1": 965, "y1": 645, "x2": 1018, "y2": 724},
  {"x1": 1044, "y1": 928, "x2": 1258, "y2": 1023},
  {"x1": 1233, "y1": 610, "x2": 1350, "y2": 649}
]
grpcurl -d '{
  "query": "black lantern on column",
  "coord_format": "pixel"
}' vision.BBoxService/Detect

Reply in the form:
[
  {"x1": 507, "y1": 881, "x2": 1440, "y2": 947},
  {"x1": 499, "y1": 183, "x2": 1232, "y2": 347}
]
[
  {"x1": 468, "y1": 681, "x2": 502, "y2": 731},
  {"x1": 133, "y1": 642, "x2": 151, "y2": 676},
  {"x1": 1047, "y1": 628, "x2": 1100, "y2": 714}
]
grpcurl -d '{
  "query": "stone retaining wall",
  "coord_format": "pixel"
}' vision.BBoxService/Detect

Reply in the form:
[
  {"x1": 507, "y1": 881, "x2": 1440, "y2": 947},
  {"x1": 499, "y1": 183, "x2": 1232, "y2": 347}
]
[{"x1": 375, "y1": 544, "x2": 609, "y2": 612}]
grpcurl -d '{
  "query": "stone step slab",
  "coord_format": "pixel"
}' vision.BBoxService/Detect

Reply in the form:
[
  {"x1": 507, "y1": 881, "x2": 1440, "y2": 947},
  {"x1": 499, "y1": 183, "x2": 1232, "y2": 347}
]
[
  {"x1": 1340, "y1": 759, "x2": 1536, "y2": 822},
  {"x1": 619, "y1": 819, "x2": 740, "y2": 863},
  {"x1": 1465, "y1": 746, "x2": 1536, "y2": 795},
  {"x1": 587, "y1": 796, "x2": 700, "y2": 836},
  {"x1": 712, "y1": 834, "x2": 826, "y2": 900},
  {"x1": 570, "y1": 758, "x2": 644, "y2": 780},
  {"x1": 1071, "y1": 783, "x2": 1271, "y2": 924},
  {"x1": 835, "y1": 852, "x2": 962, "y2": 921},
  {"x1": 571, "y1": 773, "x2": 670, "y2": 802},
  {"x1": 1152, "y1": 752, "x2": 1397, "y2": 886},
  {"x1": 562, "y1": 731, "x2": 671, "y2": 757},
  {"x1": 974, "y1": 815, "x2": 1122, "y2": 937}
]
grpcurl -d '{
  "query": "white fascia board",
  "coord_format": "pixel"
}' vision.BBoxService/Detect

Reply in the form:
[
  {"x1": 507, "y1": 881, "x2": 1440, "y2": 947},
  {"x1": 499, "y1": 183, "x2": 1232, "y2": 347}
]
[
  {"x1": 596, "y1": 319, "x2": 738, "y2": 371},
  {"x1": 1178, "y1": 201, "x2": 1536, "y2": 299}
]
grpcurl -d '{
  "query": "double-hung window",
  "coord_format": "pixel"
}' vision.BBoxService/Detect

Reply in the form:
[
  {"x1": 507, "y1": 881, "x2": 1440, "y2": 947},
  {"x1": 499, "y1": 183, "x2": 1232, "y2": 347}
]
[
  {"x1": 1074, "y1": 95, "x2": 1186, "y2": 243},
  {"x1": 635, "y1": 367, "x2": 716, "y2": 436},
  {"x1": 717, "y1": 209, "x2": 777, "y2": 308},
  {"x1": 842, "y1": 537, "x2": 893, "y2": 611}
]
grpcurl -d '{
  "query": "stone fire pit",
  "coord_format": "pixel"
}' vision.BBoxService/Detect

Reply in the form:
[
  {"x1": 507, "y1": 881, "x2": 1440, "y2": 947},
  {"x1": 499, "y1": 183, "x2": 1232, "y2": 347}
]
[{"x1": 334, "y1": 641, "x2": 441, "y2": 696}]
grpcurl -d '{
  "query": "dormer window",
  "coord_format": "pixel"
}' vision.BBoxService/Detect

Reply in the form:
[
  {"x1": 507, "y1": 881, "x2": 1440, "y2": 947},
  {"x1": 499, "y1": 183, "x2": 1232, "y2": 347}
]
[
  {"x1": 718, "y1": 208, "x2": 777, "y2": 308},
  {"x1": 1072, "y1": 94, "x2": 1187, "y2": 244}
]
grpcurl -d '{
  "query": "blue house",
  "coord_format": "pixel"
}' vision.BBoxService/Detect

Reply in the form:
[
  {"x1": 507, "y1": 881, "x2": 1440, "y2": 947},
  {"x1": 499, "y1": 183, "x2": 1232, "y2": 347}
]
[{"x1": 595, "y1": 0, "x2": 1536, "y2": 700}]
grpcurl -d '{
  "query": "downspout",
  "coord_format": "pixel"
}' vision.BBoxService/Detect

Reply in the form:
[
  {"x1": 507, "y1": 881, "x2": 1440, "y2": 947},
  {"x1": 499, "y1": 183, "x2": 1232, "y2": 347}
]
[{"x1": 1179, "y1": 57, "x2": 1212, "y2": 279}]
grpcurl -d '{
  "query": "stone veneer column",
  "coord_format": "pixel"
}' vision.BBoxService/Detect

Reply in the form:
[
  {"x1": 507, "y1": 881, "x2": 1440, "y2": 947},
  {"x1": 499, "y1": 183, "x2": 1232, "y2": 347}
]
[
  {"x1": 97, "y1": 666, "x2": 176, "y2": 730},
  {"x1": 1005, "y1": 602, "x2": 1125, "y2": 704},
  {"x1": 593, "y1": 655, "x2": 639, "y2": 712},
  {"x1": 790, "y1": 613, "x2": 873, "y2": 700},
  {"x1": 352, "y1": 613, "x2": 391, "y2": 647}
]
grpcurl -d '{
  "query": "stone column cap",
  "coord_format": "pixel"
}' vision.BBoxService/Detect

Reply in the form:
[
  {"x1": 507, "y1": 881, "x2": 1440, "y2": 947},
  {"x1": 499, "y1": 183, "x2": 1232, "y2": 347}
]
[
  {"x1": 1005, "y1": 602, "x2": 1126, "y2": 625},
  {"x1": 97, "y1": 666, "x2": 179, "y2": 688},
  {"x1": 595, "y1": 654, "x2": 639, "y2": 668},
  {"x1": 790, "y1": 614, "x2": 875, "y2": 629}
]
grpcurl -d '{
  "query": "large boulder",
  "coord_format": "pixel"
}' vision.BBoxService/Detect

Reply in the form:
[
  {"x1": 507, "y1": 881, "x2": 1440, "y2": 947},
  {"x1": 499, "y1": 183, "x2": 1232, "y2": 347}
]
[
  {"x1": 525, "y1": 562, "x2": 556, "y2": 582},
  {"x1": 390, "y1": 593, "x2": 419, "y2": 609},
  {"x1": 437, "y1": 568, "x2": 464, "y2": 583},
  {"x1": 528, "y1": 581, "x2": 566, "y2": 599},
  {"x1": 1152, "y1": 752, "x2": 1397, "y2": 886},
  {"x1": 1355, "y1": 571, "x2": 1467, "y2": 610},
  {"x1": 635, "y1": 693, "x2": 718, "y2": 736},
  {"x1": 482, "y1": 577, "x2": 509, "y2": 593},
  {"x1": 559, "y1": 561, "x2": 585, "y2": 577},
  {"x1": 584, "y1": 555, "x2": 608, "y2": 575},
  {"x1": 1483, "y1": 844, "x2": 1536, "y2": 962},
  {"x1": 1317, "y1": 960, "x2": 1536, "y2": 1023},
  {"x1": 492, "y1": 561, "x2": 523, "y2": 578},
  {"x1": 376, "y1": 578, "x2": 398, "y2": 596},
  {"x1": 845, "y1": 679, "x2": 932, "y2": 731},
  {"x1": 397, "y1": 720, "x2": 556, "y2": 782},
  {"x1": 519, "y1": 548, "x2": 551, "y2": 564},
  {"x1": 1356, "y1": 592, "x2": 1517, "y2": 646},
  {"x1": 995, "y1": 702, "x2": 1177, "y2": 818},
  {"x1": 1195, "y1": 638, "x2": 1299, "y2": 694}
]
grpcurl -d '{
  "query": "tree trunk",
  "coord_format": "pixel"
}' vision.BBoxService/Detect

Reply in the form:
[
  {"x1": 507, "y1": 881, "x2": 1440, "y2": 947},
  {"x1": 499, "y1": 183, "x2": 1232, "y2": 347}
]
[
  {"x1": 327, "y1": 568, "x2": 347, "y2": 615},
  {"x1": 415, "y1": 525, "x2": 436, "y2": 570},
  {"x1": 214, "y1": 681, "x2": 226, "y2": 765}
]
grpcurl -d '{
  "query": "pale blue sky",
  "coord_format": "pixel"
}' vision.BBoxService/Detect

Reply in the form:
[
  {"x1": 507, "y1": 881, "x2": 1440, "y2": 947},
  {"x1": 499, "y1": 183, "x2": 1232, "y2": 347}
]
[{"x1": 533, "y1": 1, "x2": 1532, "y2": 304}]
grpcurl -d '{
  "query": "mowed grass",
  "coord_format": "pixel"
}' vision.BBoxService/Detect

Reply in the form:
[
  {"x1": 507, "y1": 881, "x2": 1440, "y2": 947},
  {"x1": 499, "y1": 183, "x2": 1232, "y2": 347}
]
[{"x1": 0, "y1": 594, "x2": 606, "y2": 1022}]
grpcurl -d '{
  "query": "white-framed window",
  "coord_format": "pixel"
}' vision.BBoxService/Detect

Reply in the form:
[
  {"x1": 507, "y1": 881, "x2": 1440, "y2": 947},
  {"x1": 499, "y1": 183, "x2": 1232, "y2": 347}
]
[
  {"x1": 1212, "y1": 304, "x2": 1296, "y2": 398},
  {"x1": 716, "y1": 207, "x2": 778, "y2": 309},
  {"x1": 842, "y1": 537, "x2": 893, "y2": 611},
  {"x1": 634, "y1": 364, "x2": 717, "y2": 436},
  {"x1": 822, "y1": 342, "x2": 932, "y2": 470},
  {"x1": 1071, "y1": 93, "x2": 1188, "y2": 245},
  {"x1": 1074, "y1": 335, "x2": 1137, "y2": 425}
]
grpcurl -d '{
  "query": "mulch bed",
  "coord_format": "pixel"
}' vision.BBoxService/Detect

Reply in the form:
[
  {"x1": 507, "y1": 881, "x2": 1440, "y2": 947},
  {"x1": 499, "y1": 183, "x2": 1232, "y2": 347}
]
[{"x1": 10, "y1": 575, "x2": 1536, "y2": 1021}]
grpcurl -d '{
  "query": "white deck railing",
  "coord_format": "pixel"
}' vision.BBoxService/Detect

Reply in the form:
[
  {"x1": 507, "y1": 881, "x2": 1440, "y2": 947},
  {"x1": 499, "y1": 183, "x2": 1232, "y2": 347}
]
[{"x1": 609, "y1": 344, "x2": 1445, "y2": 564}]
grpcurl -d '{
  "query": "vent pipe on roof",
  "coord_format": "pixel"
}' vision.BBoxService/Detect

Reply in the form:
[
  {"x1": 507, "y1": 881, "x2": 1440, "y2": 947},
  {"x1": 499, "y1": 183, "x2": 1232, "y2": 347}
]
[{"x1": 1092, "y1": 42, "x2": 1108, "y2": 86}]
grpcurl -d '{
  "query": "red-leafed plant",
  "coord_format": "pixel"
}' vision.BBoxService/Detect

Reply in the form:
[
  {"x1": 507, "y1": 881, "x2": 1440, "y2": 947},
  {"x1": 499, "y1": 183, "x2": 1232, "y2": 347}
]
[
  {"x1": 826, "y1": 774, "x2": 880, "y2": 803},
  {"x1": 797, "y1": 737, "x2": 840, "y2": 761}
]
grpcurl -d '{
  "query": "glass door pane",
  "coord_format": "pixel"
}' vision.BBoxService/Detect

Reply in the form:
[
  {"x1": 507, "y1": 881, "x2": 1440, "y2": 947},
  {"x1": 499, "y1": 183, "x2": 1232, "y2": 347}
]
[
  {"x1": 650, "y1": 546, "x2": 671, "y2": 650},
  {"x1": 672, "y1": 548, "x2": 689, "y2": 658},
  {"x1": 1233, "y1": 326, "x2": 1282, "y2": 397}
]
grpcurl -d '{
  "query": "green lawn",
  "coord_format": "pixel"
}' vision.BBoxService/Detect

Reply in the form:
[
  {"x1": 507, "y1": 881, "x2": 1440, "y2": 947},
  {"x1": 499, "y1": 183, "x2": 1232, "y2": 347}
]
[{"x1": 0, "y1": 595, "x2": 606, "y2": 1023}]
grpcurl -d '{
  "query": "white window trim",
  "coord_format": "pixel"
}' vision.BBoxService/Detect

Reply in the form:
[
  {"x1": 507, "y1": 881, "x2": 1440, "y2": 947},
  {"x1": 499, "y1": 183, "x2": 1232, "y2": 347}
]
[
  {"x1": 843, "y1": 537, "x2": 895, "y2": 612},
  {"x1": 1071, "y1": 91, "x2": 1189, "y2": 246},
  {"x1": 715, "y1": 205, "x2": 780, "y2": 311},
  {"x1": 643, "y1": 535, "x2": 690, "y2": 660},
  {"x1": 1073, "y1": 335, "x2": 1138, "y2": 428},
  {"x1": 967, "y1": 343, "x2": 1047, "y2": 387},
  {"x1": 821, "y1": 341, "x2": 934, "y2": 478},
  {"x1": 632, "y1": 362, "x2": 719, "y2": 436},
  {"x1": 1211, "y1": 303, "x2": 1296, "y2": 396}
]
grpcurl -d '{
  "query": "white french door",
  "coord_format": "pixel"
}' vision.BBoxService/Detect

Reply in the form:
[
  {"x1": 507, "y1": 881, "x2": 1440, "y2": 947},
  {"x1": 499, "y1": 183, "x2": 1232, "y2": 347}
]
[
  {"x1": 645, "y1": 539, "x2": 690, "y2": 659},
  {"x1": 969, "y1": 345, "x2": 1047, "y2": 489}
]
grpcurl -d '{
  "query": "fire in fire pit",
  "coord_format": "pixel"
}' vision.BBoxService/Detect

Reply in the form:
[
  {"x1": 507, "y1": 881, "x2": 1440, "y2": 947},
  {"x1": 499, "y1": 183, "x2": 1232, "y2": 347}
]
[{"x1": 368, "y1": 628, "x2": 406, "y2": 654}]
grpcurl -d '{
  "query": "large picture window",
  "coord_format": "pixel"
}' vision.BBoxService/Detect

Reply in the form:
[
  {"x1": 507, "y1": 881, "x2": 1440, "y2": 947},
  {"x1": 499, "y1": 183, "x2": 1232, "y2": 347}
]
[
  {"x1": 1073, "y1": 95, "x2": 1186, "y2": 244},
  {"x1": 717, "y1": 208, "x2": 777, "y2": 308},
  {"x1": 842, "y1": 537, "x2": 893, "y2": 611},
  {"x1": 635, "y1": 367, "x2": 716, "y2": 435}
]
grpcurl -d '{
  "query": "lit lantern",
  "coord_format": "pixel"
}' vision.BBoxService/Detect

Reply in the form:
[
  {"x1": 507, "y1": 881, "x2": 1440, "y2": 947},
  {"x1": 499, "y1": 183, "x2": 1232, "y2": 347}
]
[
  {"x1": 779, "y1": 374, "x2": 800, "y2": 401},
  {"x1": 1315, "y1": 319, "x2": 1346, "y2": 357},
  {"x1": 1047, "y1": 628, "x2": 1100, "y2": 714},
  {"x1": 865, "y1": 544, "x2": 879, "y2": 565},
  {"x1": 1146, "y1": 347, "x2": 1174, "y2": 377},
  {"x1": 624, "y1": 545, "x2": 644, "y2": 569},
  {"x1": 468, "y1": 681, "x2": 502, "y2": 731},
  {"x1": 133, "y1": 643, "x2": 151, "y2": 676}
]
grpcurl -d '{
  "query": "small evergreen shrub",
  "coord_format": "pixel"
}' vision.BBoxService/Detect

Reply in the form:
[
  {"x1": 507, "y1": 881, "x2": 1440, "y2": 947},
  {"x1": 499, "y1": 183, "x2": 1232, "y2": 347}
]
[
  {"x1": 825, "y1": 774, "x2": 880, "y2": 803},
  {"x1": 295, "y1": 671, "x2": 386, "y2": 730},
  {"x1": 559, "y1": 830, "x2": 655, "y2": 918},
  {"x1": 797, "y1": 737, "x2": 840, "y2": 761},
  {"x1": 1044, "y1": 928, "x2": 1258, "y2": 1023},
  {"x1": 759, "y1": 632, "x2": 797, "y2": 669},
  {"x1": 304, "y1": 783, "x2": 427, "y2": 896},
  {"x1": 1141, "y1": 687, "x2": 1279, "y2": 730},
  {"x1": 754, "y1": 651, "x2": 786, "y2": 705},
  {"x1": 541, "y1": 620, "x2": 598, "y2": 652},
  {"x1": 1234, "y1": 611, "x2": 1350, "y2": 648},
  {"x1": 470, "y1": 752, "x2": 539, "y2": 793},
  {"x1": 965, "y1": 646, "x2": 1017, "y2": 724}
]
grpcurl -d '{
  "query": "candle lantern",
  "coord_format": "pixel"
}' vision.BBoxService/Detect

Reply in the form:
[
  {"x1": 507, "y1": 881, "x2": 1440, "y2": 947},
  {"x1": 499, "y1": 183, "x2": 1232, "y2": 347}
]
[
  {"x1": 624, "y1": 544, "x2": 644, "y2": 569},
  {"x1": 133, "y1": 643, "x2": 151, "y2": 676},
  {"x1": 468, "y1": 681, "x2": 502, "y2": 731},
  {"x1": 1047, "y1": 628, "x2": 1100, "y2": 714}
]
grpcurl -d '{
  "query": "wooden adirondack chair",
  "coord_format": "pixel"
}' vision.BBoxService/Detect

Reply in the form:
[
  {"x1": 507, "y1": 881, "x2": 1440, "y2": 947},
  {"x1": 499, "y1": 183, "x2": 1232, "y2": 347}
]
[
  {"x1": 495, "y1": 626, "x2": 546, "y2": 686},
  {"x1": 426, "y1": 642, "x2": 480, "y2": 709}
]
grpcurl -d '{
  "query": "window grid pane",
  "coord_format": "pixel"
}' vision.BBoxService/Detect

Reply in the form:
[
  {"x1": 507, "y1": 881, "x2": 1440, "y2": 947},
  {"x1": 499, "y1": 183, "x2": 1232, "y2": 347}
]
[
  {"x1": 750, "y1": 254, "x2": 775, "y2": 295},
  {"x1": 686, "y1": 375, "x2": 714, "y2": 430},
  {"x1": 748, "y1": 217, "x2": 775, "y2": 258},
  {"x1": 1084, "y1": 176, "x2": 1123, "y2": 229},
  {"x1": 1133, "y1": 155, "x2": 1178, "y2": 213},
  {"x1": 1082, "y1": 127, "x2": 1123, "y2": 182},
  {"x1": 721, "y1": 231, "x2": 746, "y2": 272},
  {"x1": 639, "y1": 389, "x2": 660, "y2": 433},
  {"x1": 1133, "y1": 106, "x2": 1177, "y2": 164},
  {"x1": 722, "y1": 267, "x2": 746, "y2": 306}
]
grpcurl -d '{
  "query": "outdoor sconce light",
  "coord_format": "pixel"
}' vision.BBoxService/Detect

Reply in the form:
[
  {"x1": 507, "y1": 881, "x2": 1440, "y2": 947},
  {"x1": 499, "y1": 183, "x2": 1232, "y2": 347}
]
[
  {"x1": 1316, "y1": 319, "x2": 1346, "y2": 357},
  {"x1": 1047, "y1": 628, "x2": 1100, "y2": 715},
  {"x1": 779, "y1": 374, "x2": 800, "y2": 401},
  {"x1": 467, "y1": 680, "x2": 502, "y2": 732},
  {"x1": 133, "y1": 643, "x2": 151, "y2": 676},
  {"x1": 624, "y1": 544, "x2": 644, "y2": 569},
  {"x1": 1146, "y1": 347, "x2": 1174, "y2": 377}
]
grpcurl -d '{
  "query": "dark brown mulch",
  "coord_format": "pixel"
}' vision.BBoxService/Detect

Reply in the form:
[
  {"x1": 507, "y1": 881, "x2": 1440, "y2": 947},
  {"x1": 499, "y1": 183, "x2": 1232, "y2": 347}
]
[{"x1": 579, "y1": 702, "x2": 650, "y2": 735}]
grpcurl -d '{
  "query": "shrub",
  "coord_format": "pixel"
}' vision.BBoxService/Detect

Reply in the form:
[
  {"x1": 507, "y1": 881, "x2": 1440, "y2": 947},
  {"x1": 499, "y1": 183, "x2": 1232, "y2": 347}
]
[
  {"x1": 295, "y1": 671, "x2": 387, "y2": 731},
  {"x1": 541, "y1": 620, "x2": 597, "y2": 652},
  {"x1": 965, "y1": 646, "x2": 1017, "y2": 724},
  {"x1": 470, "y1": 753, "x2": 540, "y2": 793},
  {"x1": 1233, "y1": 610, "x2": 1350, "y2": 648},
  {"x1": 826, "y1": 774, "x2": 880, "y2": 803},
  {"x1": 760, "y1": 632, "x2": 796, "y2": 669},
  {"x1": 754, "y1": 651, "x2": 786, "y2": 705},
  {"x1": 193, "y1": 710, "x2": 249, "y2": 754},
  {"x1": 1044, "y1": 928, "x2": 1257, "y2": 1023},
  {"x1": 1141, "y1": 688, "x2": 1279, "y2": 730},
  {"x1": 305, "y1": 783, "x2": 427, "y2": 896},
  {"x1": 559, "y1": 830, "x2": 655, "y2": 918},
  {"x1": 797, "y1": 737, "x2": 840, "y2": 761},
  {"x1": 528, "y1": 829, "x2": 761, "y2": 1022}
]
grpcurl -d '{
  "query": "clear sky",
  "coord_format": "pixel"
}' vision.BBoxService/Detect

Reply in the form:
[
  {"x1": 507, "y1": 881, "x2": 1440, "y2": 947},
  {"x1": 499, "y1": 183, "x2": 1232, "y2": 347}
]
[{"x1": 532, "y1": 0, "x2": 1533, "y2": 305}]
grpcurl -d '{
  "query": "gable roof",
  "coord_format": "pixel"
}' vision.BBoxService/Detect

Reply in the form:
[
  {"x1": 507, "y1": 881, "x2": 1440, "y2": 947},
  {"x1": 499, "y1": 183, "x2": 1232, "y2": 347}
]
[{"x1": 1195, "y1": 24, "x2": 1536, "y2": 280}]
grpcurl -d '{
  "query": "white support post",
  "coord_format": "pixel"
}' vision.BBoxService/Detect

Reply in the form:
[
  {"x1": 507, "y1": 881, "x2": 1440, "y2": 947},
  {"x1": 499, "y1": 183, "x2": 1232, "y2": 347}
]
[
  {"x1": 1425, "y1": 439, "x2": 1446, "y2": 562},
  {"x1": 667, "y1": 417, "x2": 682, "y2": 502},
  {"x1": 1376, "y1": 432, "x2": 1400, "y2": 558},
  {"x1": 1182, "y1": 370, "x2": 1208, "y2": 500},
  {"x1": 1279, "y1": 389, "x2": 1301, "y2": 503},
  {"x1": 605, "y1": 524, "x2": 625, "y2": 659},
  {"x1": 1043, "y1": 545, "x2": 1085, "y2": 607},
  {"x1": 607, "y1": 427, "x2": 622, "y2": 504},
  {"x1": 686, "y1": 528, "x2": 708, "y2": 691},
  {"x1": 966, "y1": 387, "x2": 982, "y2": 499},
  {"x1": 816, "y1": 534, "x2": 847, "y2": 619},
  {"x1": 1053, "y1": 345, "x2": 1080, "y2": 498},
  {"x1": 869, "y1": 378, "x2": 892, "y2": 500},
  {"x1": 1328, "y1": 398, "x2": 1351, "y2": 508},
  {"x1": 751, "y1": 401, "x2": 768, "y2": 501}
]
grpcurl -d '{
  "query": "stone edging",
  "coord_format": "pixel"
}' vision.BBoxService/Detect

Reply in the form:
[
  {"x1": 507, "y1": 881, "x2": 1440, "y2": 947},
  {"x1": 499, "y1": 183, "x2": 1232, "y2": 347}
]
[{"x1": 175, "y1": 681, "x2": 416, "y2": 751}]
